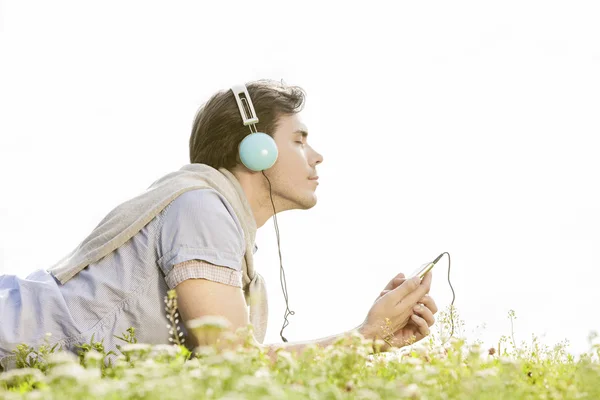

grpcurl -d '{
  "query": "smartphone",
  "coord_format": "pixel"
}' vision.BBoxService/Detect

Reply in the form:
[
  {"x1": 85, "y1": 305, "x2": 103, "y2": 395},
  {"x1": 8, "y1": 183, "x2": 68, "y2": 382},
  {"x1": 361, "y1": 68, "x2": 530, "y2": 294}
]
[
  {"x1": 409, "y1": 262, "x2": 436, "y2": 280},
  {"x1": 409, "y1": 252, "x2": 445, "y2": 280}
]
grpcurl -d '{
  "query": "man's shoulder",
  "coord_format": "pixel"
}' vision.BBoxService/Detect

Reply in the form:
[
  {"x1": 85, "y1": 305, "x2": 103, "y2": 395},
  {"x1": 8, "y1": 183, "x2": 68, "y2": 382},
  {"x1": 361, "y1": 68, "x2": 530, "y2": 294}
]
[
  {"x1": 159, "y1": 188, "x2": 243, "y2": 237},
  {"x1": 165, "y1": 188, "x2": 233, "y2": 215}
]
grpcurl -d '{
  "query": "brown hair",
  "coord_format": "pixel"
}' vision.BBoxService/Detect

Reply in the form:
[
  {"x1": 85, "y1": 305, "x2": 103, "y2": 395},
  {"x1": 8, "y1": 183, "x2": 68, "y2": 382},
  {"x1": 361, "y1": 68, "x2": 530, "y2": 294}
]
[{"x1": 189, "y1": 79, "x2": 306, "y2": 169}]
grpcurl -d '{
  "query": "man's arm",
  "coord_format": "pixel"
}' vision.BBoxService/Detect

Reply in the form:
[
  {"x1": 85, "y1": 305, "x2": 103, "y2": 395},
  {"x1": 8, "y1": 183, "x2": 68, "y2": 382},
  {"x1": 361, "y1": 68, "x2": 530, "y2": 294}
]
[
  {"x1": 174, "y1": 267, "x2": 370, "y2": 364},
  {"x1": 261, "y1": 327, "x2": 369, "y2": 363}
]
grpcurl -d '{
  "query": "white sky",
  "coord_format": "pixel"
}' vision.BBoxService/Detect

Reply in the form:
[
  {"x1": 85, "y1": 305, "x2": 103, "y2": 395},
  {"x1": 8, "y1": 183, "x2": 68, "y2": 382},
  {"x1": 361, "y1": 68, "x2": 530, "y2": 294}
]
[{"x1": 1, "y1": 1, "x2": 599, "y2": 356}]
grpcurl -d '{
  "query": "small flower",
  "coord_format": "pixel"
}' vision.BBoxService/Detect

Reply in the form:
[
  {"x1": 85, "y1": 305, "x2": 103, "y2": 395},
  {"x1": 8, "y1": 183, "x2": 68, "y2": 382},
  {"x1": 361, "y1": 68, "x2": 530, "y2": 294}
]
[
  {"x1": 150, "y1": 344, "x2": 182, "y2": 357},
  {"x1": 254, "y1": 368, "x2": 271, "y2": 378},
  {"x1": 372, "y1": 339, "x2": 387, "y2": 353},
  {"x1": 499, "y1": 356, "x2": 518, "y2": 365},
  {"x1": 424, "y1": 365, "x2": 439, "y2": 375},
  {"x1": 48, "y1": 363, "x2": 100, "y2": 382},
  {"x1": 47, "y1": 351, "x2": 79, "y2": 368},
  {"x1": 355, "y1": 388, "x2": 382, "y2": 400},
  {"x1": 84, "y1": 349, "x2": 104, "y2": 361},
  {"x1": 469, "y1": 344, "x2": 482, "y2": 354},
  {"x1": 403, "y1": 356, "x2": 423, "y2": 365},
  {"x1": 119, "y1": 343, "x2": 152, "y2": 362},
  {"x1": 0, "y1": 368, "x2": 46, "y2": 387},
  {"x1": 194, "y1": 345, "x2": 217, "y2": 358},
  {"x1": 475, "y1": 367, "x2": 499, "y2": 378},
  {"x1": 186, "y1": 316, "x2": 231, "y2": 346},
  {"x1": 119, "y1": 343, "x2": 152, "y2": 353},
  {"x1": 82, "y1": 349, "x2": 105, "y2": 370},
  {"x1": 401, "y1": 383, "x2": 421, "y2": 398},
  {"x1": 345, "y1": 380, "x2": 354, "y2": 392}
]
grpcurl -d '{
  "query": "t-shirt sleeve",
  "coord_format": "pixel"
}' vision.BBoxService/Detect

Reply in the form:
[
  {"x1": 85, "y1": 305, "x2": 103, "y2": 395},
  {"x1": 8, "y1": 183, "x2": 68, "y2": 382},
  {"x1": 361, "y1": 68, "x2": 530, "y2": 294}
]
[
  {"x1": 165, "y1": 259, "x2": 242, "y2": 290},
  {"x1": 157, "y1": 189, "x2": 245, "y2": 287}
]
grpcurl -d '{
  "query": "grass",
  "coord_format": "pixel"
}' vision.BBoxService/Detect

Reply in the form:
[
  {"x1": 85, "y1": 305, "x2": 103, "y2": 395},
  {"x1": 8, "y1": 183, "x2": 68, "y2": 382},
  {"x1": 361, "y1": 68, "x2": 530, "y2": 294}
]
[{"x1": 1, "y1": 291, "x2": 599, "y2": 399}]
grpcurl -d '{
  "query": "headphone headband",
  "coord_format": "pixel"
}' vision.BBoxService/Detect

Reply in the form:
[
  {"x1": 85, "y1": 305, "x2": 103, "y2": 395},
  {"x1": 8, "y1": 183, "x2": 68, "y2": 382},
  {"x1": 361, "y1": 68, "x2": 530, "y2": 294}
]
[{"x1": 231, "y1": 84, "x2": 259, "y2": 126}]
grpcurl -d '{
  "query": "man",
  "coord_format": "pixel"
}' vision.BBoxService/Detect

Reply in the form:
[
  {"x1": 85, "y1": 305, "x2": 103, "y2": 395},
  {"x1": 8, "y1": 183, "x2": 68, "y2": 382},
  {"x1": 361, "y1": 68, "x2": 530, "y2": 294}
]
[{"x1": 0, "y1": 80, "x2": 437, "y2": 371}]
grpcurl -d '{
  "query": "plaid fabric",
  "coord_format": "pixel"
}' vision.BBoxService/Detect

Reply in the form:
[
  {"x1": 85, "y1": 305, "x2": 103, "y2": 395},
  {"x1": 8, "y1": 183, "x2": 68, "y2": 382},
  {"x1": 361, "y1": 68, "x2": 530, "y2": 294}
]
[{"x1": 166, "y1": 259, "x2": 243, "y2": 289}]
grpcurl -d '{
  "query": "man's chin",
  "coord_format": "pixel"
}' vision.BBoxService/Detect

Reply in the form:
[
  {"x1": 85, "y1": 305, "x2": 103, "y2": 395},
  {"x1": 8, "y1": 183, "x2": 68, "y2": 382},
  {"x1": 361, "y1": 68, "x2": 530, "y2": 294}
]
[
  {"x1": 280, "y1": 193, "x2": 318, "y2": 211},
  {"x1": 300, "y1": 194, "x2": 318, "y2": 210}
]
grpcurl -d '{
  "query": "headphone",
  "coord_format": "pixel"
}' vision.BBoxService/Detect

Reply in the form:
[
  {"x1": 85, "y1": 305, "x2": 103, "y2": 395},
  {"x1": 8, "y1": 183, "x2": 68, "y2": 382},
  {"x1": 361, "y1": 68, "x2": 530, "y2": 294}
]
[{"x1": 231, "y1": 84, "x2": 295, "y2": 342}]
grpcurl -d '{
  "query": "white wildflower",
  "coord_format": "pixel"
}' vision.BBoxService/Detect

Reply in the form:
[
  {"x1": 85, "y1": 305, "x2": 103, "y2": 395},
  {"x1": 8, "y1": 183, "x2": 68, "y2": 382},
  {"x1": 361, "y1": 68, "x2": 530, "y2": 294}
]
[
  {"x1": 475, "y1": 367, "x2": 499, "y2": 378},
  {"x1": 138, "y1": 358, "x2": 158, "y2": 369},
  {"x1": 24, "y1": 390, "x2": 45, "y2": 400},
  {"x1": 234, "y1": 375, "x2": 269, "y2": 390},
  {"x1": 222, "y1": 350, "x2": 239, "y2": 363},
  {"x1": 403, "y1": 356, "x2": 423, "y2": 365},
  {"x1": 449, "y1": 369, "x2": 459, "y2": 380},
  {"x1": 254, "y1": 367, "x2": 270, "y2": 378},
  {"x1": 194, "y1": 345, "x2": 217, "y2": 357},
  {"x1": 499, "y1": 356, "x2": 518, "y2": 366},
  {"x1": 114, "y1": 359, "x2": 131, "y2": 369},
  {"x1": 218, "y1": 392, "x2": 246, "y2": 400},
  {"x1": 182, "y1": 358, "x2": 201, "y2": 369},
  {"x1": 469, "y1": 344, "x2": 482, "y2": 354},
  {"x1": 425, "y1": 365, "x2": 439, "y2": 375},
  {"x1": 90, "y1": 381, "x2": 115, "y2": 397},
  {"x1": 355, "y1": 388, "x2": 381, "y2": 400},
  {"x1": 119, "y1": 343, "x2": 152, "y2": 353},
  {"x1": 411, "y1": 371, "x2": 427, "y2": 383},
  {"x1": 151, "y1": 344, "x2": 181, "y2": 356},
  {"x1": 401, "y1": 383, "x2": 421, "y2": 398},
  {"x1": 186, "y1": 316, "x2": 231, "y2": 330},
  {"x1": 123, "y1": 368, "x2": 142, "y2": 378},
  {"x1": 84, "y1": 349, "x2": 104, "y2": 361},
  {"x1": 187, "y1": 316, "x2": 231, "y2": 345},
  {"x1": 47, "y1": 351, "x2": 79, "y2": 367},
  {"x1": 0, "y1": 368, "x2": 45, "y2": 384},
  {"x1": 49, "y1": 363, "x2": 100, "y2": 382},
  {"x1": 188, "y1": 369, "x2": 204, "y2": 379}
]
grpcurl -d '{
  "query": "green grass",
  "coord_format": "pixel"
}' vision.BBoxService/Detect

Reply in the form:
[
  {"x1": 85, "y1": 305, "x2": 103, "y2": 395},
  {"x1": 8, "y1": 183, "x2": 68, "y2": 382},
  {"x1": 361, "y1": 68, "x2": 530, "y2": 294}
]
[{"x1": 1, "y1": 291, "x2": 599, "y2": 400}]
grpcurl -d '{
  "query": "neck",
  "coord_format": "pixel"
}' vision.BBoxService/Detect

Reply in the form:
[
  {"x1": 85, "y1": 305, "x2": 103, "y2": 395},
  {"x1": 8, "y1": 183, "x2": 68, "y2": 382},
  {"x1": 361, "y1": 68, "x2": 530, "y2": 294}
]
[{"x1": 231, "y1": 169, "x2": 277, "y2": 229}]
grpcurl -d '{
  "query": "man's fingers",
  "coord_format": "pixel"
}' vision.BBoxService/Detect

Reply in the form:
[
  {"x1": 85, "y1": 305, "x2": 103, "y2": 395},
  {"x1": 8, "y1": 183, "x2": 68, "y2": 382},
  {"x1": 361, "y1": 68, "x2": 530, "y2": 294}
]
[
  {"x1": 414, "y1": 304, "x2": 435, "y2": 327},
  {"x1": 387, "y1": 276, "x2": 422, "y2": 304},
  {"x1": 411, "y1": 314, "x2": 430, "y2": 337},
  {"x1": 393, "y1": 276, "x2": 406, "y2": 285},
  {"x1": 392, "y1": 278, "x2": 407, "y2": 290},
  {"x1": 421, "y1": 271, "x2": 433, "y2": 292},
  {"x1": 418, "y1": 294, "x2": 438, "y2": 315},
  {"x1": 394, "y1": 271, "x2": 433, "y2": 311},
  {"x1": 383, "y1": 273, "x2": 406, "y2": 291}
]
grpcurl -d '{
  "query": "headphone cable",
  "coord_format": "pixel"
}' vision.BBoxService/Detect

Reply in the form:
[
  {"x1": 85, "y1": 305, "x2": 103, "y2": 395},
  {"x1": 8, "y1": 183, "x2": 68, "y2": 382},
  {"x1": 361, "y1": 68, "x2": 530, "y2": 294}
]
[{"x1": 262, "y1": 170, "x2": 295, "y2": 342}]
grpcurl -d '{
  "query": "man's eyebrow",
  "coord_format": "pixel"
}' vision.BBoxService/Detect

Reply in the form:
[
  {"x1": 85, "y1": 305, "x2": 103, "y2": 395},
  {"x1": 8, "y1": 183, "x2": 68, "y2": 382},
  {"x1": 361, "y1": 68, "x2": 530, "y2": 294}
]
[{"x1": 293, "y1": 130, "x2": 308, "y2": 138}]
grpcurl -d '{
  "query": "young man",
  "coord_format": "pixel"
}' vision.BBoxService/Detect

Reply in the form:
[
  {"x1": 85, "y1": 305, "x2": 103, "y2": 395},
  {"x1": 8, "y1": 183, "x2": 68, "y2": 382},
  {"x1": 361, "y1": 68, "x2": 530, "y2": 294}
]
[{"x1": 0, "y1": 80, "x2": 437, "y2": 371}]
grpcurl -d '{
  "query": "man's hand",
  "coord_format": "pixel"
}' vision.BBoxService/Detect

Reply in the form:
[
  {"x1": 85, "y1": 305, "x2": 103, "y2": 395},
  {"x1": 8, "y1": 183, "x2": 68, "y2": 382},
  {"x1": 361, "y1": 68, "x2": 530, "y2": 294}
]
[
  {"x1": 381, "y1": 290, "x2": 438, "y2": 349},
  {"x1": 367, "y1": 272, "x2": 438, "y2": 350},
  {"x1": 374, "y1": 272, "x2": 407, "y2": 304}
]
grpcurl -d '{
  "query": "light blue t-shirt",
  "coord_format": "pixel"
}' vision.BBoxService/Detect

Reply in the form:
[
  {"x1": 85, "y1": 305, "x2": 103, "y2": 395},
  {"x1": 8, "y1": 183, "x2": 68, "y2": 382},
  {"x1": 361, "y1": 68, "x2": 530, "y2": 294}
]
[{"x1": 0, "y1": 189, "x2": 257, "y2": 371}]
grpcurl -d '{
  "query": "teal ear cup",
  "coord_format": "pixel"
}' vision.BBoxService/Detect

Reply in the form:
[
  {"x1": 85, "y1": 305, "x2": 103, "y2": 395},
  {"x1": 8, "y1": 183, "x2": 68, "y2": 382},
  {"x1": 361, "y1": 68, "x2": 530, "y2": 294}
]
[{"x1": 238, "y1": 132, "x2": 278, "y2": 172}]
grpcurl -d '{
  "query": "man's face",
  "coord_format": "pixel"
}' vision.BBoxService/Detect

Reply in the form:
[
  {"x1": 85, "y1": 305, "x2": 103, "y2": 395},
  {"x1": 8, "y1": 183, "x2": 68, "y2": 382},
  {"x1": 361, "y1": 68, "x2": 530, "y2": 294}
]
[{"x1": 266, "y1": 113, "x2": 324, "y2": 211}]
